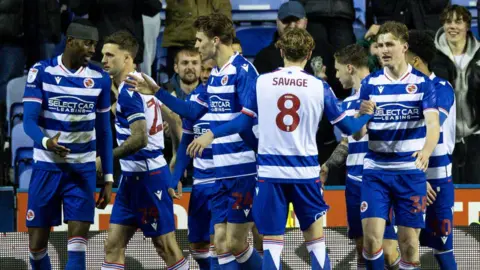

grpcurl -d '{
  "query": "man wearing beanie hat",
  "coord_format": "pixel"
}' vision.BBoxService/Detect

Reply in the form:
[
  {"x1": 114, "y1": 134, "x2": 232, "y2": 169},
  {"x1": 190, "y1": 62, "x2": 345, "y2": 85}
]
[
  {"x1": 22, "y1": 18, "x2": 114, "y2": 270},
  {"x1": 406, "y1": 30, "x2": 458, "y2": 270}
]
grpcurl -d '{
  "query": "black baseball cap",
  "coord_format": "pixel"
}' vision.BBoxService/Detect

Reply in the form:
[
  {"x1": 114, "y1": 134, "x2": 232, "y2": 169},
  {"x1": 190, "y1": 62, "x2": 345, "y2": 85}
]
[{"x1": 278, "y1": 1, "x2": 306, "y2": 21}]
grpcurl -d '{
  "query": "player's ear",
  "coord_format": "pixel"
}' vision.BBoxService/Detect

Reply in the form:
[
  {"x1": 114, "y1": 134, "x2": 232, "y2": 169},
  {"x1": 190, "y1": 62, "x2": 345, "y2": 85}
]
[
  {"x1": 174, "y1": 62, "x2": 179, "y2": 74},
  {"x1": 347, "y1": 64, "x2": 354, "y2": 74},
  {"x1": 403, "y1": 41, "x2": 409, "y2": 54}
]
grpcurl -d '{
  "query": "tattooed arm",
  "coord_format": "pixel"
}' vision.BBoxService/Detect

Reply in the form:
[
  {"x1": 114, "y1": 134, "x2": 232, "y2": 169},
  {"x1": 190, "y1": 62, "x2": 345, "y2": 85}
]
[{"x1": 113, "y1": 119, "x2": 148, "y2": 159}]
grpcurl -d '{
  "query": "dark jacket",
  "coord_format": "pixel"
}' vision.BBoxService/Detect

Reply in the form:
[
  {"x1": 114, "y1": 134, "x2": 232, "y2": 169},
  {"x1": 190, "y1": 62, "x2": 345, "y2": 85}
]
[
  {"x1": 367, "y1": 0, "x2": 449, "y2": 31},
  {"x1": 0, "y1": 0, "x2": 24, "y2": 42},
  {"x1": 68, "y1": 0, "x2": 162, "y2": 64},
  {"x1": 24, "y1": 0, "x2": 62, "y2": 44},
  {"x1": 432, "y1": 28, "x2": 480, "y2": 140},
  {"x1": 296, "y1": 0, "x2": 355, "y2": 21}
]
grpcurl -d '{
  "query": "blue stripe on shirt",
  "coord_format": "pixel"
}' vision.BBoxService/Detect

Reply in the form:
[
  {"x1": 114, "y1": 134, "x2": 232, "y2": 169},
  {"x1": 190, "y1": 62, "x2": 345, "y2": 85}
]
[{"x1": 257, "y1": 154, "x2": 319, "y2": 167}]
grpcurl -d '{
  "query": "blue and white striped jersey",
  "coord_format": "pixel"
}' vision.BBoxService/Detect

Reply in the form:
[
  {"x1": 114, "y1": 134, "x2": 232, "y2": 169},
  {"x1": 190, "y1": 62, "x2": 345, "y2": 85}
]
[
  {"x1": 23, "y1": 55, "x2": 111, "y2": 171},
  {"x1": 342, "y1": 91, "x2": 368, "y2": 181},
  {"x1": 359, "y1": 65, "x2": 438, "y2": 174},
  {"x1": 242, "y1": 66, "x2": 360, "y2": 183},
  {"x1": 427, "y1": 73, "x2": 455, "y2": 181},
  {"x1": 195, "y1": 53, "x2": 258, "y2": 180},
  {"x1": 183, "y1": 85, "x2": 216, "y2": 185},
  {"x1": 115, "y1": 72, "x2": 167, "y2": 173}
]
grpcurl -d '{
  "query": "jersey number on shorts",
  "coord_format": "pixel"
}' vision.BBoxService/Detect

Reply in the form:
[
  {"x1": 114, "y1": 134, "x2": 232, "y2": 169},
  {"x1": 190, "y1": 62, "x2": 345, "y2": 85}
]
[
  {"x1": 147, "y1": 98, "x2": 163, "y2": 135},
  {"x1": 232, "y1": 192, "x2": 253, "y2": 210},
  {"x1": 276, "y1": 93, "x2": 301, "y2": 132}
]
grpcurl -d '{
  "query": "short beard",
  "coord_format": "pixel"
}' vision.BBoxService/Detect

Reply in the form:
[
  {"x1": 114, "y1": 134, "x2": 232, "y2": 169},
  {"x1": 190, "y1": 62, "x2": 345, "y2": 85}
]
[{"x1": 180, "y1": 75, "x2": 198, "y2": 85}]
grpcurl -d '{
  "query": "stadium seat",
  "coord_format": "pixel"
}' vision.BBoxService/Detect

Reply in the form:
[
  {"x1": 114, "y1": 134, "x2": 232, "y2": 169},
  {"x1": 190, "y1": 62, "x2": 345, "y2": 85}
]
[
  {"x1": 154, "y1": 27, "x2": 169, "y2": 84},
  {"x1": 16, "y1": 149, "x2": 33, "y2": 189},
  {"x1": 231, "y1": 0, "x2": 287, "y2": 11},
  {"x1": 6, "y1": 76, "x2": 27, "y2": 137},
  {"x1": 10, "y1": 124, "x2": 33, "y2": 168},
  {"x1": 472, "y1": 25, "x2": 480, "y2": 40},
  {"x1": 236, "y1": 25, "x2": 277, "y2": 57},
  {"x1": 354, "y1": 0, "x2": 366, "y2": 26}
]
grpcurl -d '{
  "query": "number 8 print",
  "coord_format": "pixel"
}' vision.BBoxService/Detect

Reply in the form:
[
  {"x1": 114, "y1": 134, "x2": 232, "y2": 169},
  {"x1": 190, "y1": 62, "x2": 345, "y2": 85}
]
[{"x1": 276, "y1": 93, "x2": 301, "y2": 132}]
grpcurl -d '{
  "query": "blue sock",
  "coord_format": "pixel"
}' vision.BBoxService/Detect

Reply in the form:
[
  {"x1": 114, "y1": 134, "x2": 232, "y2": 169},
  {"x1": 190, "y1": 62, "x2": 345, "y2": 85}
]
[
  {"x1": 306, "y1": 237, "x2": 330, "y2": 270},
  {"x1": 218, "y1": 253, "x2": 239, "y2": 270},
  {"x1": 65, "y1": 237, "x2": 87, "y2": 270},
  {"x1": 263, "y1": 238, "x2": 283, "y2": 270},
  {"x1": 363, "y1": 248, "x2": 384, "y2": 270},
  {"x1": 434, "y1": 250, "x2": 457, "y2": 270},
  {"x1": 192, "y1": 249, "x2": 211, "y2": 270},
  {"x1": 29, "y1": 248, "x2": 52, "y2": 270},
  {"x1": 210, "y1": 245, "x2": 220, "y2": 270},
  {"x1": 234, "y1": 245, "x2": 262, "y2": 270}
]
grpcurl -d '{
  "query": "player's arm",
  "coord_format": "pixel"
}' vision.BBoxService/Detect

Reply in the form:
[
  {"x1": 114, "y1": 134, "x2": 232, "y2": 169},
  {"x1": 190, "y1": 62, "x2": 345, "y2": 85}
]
[
  {"x1": 353, "y1": 82, "x2": 372, "y2": 140},
  {"x1": 320, "y1": 137, "x2": 348, "y2": 184},
  {"x1": 171, "y1": 131, "x2": 194, "y2": 189},
  {"x1": 437, "y1": 83, "x2": 455, "y2": 126},
  {"x1": 125, "y1": 73, "x2": 208, "y2": 121},
  {"x1": 113, "y1": 91, "x2": 148, "y2": 159},
  {"x1": 413, "y1": 82, "x2": 440, "y2": 171},
  {"x1": 323, "y1": 85, "x2": 372, "y2": 135},
  {"x1": 23, "y1": 64, "x2": 71, "y2": 156},
  {"x1": 95, "y1": 75, "x2": 114, "y2": 183}
]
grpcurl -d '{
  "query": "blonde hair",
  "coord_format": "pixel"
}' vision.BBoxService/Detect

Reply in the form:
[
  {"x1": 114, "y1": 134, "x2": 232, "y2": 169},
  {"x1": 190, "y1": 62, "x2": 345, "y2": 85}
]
[{"x1": 275, "y1": 28, "x2": 315, "y2": 62}]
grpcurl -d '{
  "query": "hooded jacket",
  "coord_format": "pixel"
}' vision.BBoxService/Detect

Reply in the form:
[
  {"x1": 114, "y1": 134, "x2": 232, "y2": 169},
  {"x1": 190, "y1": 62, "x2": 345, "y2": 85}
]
[{"x1": 433, "y1": 27, "x2": 480, "y2": 140}]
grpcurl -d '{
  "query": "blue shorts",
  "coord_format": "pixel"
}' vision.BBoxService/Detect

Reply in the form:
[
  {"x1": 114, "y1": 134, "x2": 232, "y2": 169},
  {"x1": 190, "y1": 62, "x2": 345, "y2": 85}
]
[
  {"x1": 211, "y1": 175, "x2": 256, "y2": 225},
  {"x1": 110, "y1": 166, "x2": 174, "y2": 237},
  {"x1": 345, "y1": 176, "x2": 397, "y2": 240},
  {"x1": 420, "y1": 178, "x2": 454, "y2": 251},
  {"x1": 360, "y1": 172, "x2": 426, "y2": 229},
  {"x1": 253, "y1": 180, "x2": 329, "y2": 235},
  {"x1": 26, "y1": 168, "x2": 96, "y2": 227},
  {"x1": 188, "y1": 182, "x2": 216, "y2": 243}
]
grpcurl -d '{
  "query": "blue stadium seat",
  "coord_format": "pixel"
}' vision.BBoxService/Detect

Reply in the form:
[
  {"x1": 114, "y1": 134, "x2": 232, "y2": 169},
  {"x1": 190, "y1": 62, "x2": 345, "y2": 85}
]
[
  {"x1": 472, "y1": 25, "x2": 479, "y2": 40},
  {"x1": 353, "y1": 21, "x2": 367, "y2": 40},
  {"x1": 354, "y1": 0, "x2": 366, "y2": 26},
  {"x1": 11, "y1": 124, "x2": 33, "y2": 168},
  {"x1": 236, "y1": 25, "x2": 277, "y2": 57},
  {"x1": 6, "y1": 76, "x2": 26, "y2": 137},
  {"x1": 154, "y1": 27, "x2": 169, "y2": 84},
  {"x1": 16, "y1": 149, "x2": 33, "y2": 189}
]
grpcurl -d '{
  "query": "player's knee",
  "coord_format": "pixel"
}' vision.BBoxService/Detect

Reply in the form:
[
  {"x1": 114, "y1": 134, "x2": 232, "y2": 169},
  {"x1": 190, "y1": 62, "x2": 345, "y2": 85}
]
[
  {"x1": 104, "y1": 238, "x2": 126, "y2": 256},
  {"x1": 398, "y1": 237, "x2": 418, "y2": 259},
  {"x1": 152, "y1": 234, "x2": 177, "y2": 259},
  {"x1": 28, "y1": 229, "x2": 50, "y2": 251},
  {"x1": 226, "y1": 233, "x2": 248, "y2": 255},
  {"x1": 362, "y1": 233, "x2": 383, "y2": 252}
]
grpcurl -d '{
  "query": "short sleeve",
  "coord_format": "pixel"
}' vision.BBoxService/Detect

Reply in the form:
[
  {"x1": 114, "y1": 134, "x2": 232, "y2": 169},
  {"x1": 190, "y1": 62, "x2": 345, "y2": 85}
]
[
  {"x1": 436, "y1": 82, "x2": 455, "y2": 117},
  {"x1": 422, "y1": 80, "x2": 438, "y2": 114},
  {"x1": 182, "y1": 118, "x2": 194, "y2": 134},
  {"x1": 96, "y1": 73, "x2": 112, "y2": 113},
  {"x1": 194, "y1": 85, "x2": 209, "y2": 108},
  {"x1": 118, "y1": 87, "x2": 145, "y2": 124},
  {"x1": 23, "y1": 63, "x2": 44, "y2": 104},
  {"x1": 241, "y1": 76, "x2": 258, "y2": 118},
  {"x1": 358, "y1": 80, "x2": 372, "y2": 101},
  {"x1": 236, "y1": 62, "x2": 259, "y2": 107}
]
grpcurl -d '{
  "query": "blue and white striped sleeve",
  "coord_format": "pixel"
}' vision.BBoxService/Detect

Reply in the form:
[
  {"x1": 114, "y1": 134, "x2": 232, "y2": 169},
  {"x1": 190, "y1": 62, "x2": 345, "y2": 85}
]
[{"x1": 119, "y1": 89, "x2": 146, "y2": 124}]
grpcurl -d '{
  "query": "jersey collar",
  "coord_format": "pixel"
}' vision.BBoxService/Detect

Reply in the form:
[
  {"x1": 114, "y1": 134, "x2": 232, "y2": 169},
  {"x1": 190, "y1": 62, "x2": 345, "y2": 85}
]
[
  {"x1": 429, "y1": 72, "x2": 437, "y2": 80},
  {"x1": 57, "y1": 54, "x2": 85, "y2": 75},
  {"x1": 216, "y1": 52, "x2": 239, "y2": 74},
  {"x1": 383, "y1": 64, "x2": 412, "y2": 82}
]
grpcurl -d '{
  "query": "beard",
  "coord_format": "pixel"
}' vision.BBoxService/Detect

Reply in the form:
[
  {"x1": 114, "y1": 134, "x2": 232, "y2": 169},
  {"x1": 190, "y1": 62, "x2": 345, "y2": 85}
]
[{"x1": 180, "y1": 72, "x2": 199, "y2": 85}]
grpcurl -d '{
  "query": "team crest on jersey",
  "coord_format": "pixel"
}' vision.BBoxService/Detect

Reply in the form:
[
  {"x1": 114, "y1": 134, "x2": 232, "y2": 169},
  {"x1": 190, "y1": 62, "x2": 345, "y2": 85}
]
[
  {"x1": 26, "y1": 209, "x2": 35, "y2": 221},
  {"x1": 221, "y1": 75, "x2": 229, "y2": 86},
  {"x1": 27, "y1": 68, "x2": 39, "y2": 83},
  {"x1": 360, "y1": 201, "x2": 368, "y2": 213},
  {"x1": 406, "y1": 84, "x2": 418, "y2": 94},
  {"x1": 83, "y1": 78, "x2": 95, "y2": 88}
]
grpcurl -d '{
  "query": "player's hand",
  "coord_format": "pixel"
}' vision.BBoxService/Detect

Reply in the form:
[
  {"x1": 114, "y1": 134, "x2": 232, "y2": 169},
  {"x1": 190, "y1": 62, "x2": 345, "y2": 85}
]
[
  {"x1": 125, "y1": 72, "x2": 161, "y2": 95},
  {"x1": 412, "y1": 150, "x2": 430, "y2": 172},
  {"x1": 359, "y1": 100, "x2": 376, "y2": 115},
  {"x1": 187, "y1": 130, "x2": 214, "y2": 158},
  {"x1": 365, "y1": 24, "x2": 380, "y2": 40},
  {"x1": 96, "y1": 182, "x2": 112, "y2": 209},
  {"x1": 96, "y1": 157, "x2": 103, "y2": 178},
  {"x1": 426, "y1": 181, "x2": 437, "y2": 206},
  {"x1": 46, "y1": 132, "x2": 70, "y2": 157},
  {"x1": 320, "y1": 164, "x2": 329, "y2": 187}
]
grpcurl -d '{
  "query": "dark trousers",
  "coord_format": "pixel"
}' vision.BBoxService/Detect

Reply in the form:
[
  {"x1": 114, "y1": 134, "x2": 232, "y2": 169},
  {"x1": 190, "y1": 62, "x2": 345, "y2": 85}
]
[
  {"x1": 0, "y1": 45, "x2": 25, "y2": 100},
  {"x1": 452, "y1": 134, "x2": 480, "y2": 184},
  {"x1": 307, "y1": 18, "x2": 356, "y2": 52}
]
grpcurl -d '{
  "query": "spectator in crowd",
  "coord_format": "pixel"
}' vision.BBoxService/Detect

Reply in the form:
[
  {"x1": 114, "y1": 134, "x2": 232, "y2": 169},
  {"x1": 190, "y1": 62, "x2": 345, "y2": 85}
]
[
  {"x1": 66, "y1": 0, "x2": 162, "y2": 66},
  {"x1": 432, "y1": 5, "x2": 480, "y2": 184},
  {"x1": 162, "y1": 0, "x2": 232, "y2": 77},
  {"x1": 0, "y1": 0, "x2": 26, "y2": 100},
  {"x1": 254, "y1": 1, "x2": 344, "y2": 185},
  {"x1": 365, "y1": 0, "x2": 450, "y2": 39},
  {"x1": 200, "y1": 59, "x2": 216, "y2": 85},
  {"x1": 232, "y1": 37, "x2": 243, "y2": 55},
  {"x1": 296, "y1": 0, "x2": 356, "y2": 52},
  {"x1": 140, "y1": 1, "x2": 162, "y2": 76}
]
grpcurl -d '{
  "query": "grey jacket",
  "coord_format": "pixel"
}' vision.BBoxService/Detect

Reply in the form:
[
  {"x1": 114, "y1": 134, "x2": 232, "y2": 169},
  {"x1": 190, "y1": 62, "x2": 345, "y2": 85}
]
[{"x1": 435, "y1": 28, "x2": 480, "y2": 139}]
